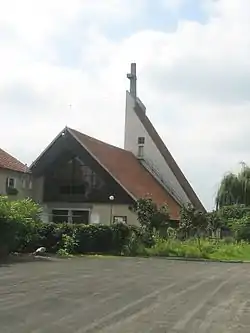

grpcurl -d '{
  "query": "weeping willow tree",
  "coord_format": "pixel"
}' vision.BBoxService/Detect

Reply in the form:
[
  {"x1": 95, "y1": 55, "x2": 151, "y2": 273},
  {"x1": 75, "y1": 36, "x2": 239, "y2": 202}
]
[{"x1": 216, "y1": 163, "x2": 250, "y2": 209}]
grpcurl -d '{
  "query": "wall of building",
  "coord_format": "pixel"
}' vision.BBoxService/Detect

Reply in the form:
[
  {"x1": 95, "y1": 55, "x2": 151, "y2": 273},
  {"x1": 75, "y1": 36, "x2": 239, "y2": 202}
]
[
  {"x1": 32, "y1": 176, "x2": 44, "y2": 203},
  {"x1": 32, "y1": 176, "x2": 138, "y2": 225},
  {"x1": 0, "y1": 168, "x2": 32, "y2": 200},
  {"x1": 124, "y1": 91, "x2": 190, "y2": 205},
  {"x1": 40, "y1": 202, "x2": 139, "y2": 226}
]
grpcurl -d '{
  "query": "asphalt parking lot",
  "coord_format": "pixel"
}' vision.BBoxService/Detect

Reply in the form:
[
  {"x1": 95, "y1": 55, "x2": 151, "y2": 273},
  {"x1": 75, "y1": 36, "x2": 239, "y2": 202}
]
[{"x1": 1, "y1": 257, "x2": 250, "y2": 333}]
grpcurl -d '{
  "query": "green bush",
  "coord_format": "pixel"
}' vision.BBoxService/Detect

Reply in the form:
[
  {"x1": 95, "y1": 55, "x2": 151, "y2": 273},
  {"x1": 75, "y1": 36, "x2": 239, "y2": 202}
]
[
  {"x1": 0, "y1": 196, "x2": 42, "y2": 256},
  {"x1": 21, "y1": 222, "x2": 136, "y2": 255},
  {"x1": 143, "y1": 237, "x2": 250, "y2": 261},
  {"x1": 228, "y1": 215, "x2": 250, "y2": 241}
]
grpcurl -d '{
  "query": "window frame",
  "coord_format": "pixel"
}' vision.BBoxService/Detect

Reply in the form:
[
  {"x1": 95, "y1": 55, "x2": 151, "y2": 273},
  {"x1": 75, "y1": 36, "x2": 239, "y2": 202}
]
[
  {"x1": 51, "y1": 208, "x2": 90, "y2": 224},
  {"x1": 137, "y1": 136, "x2": 145, "y2": 145},
  {"x1": 113, "y1": 215, "x2": 127, "y2": 224},
  {"x1": 7, "y1": 177, "x2": 16, "y2": 189}
]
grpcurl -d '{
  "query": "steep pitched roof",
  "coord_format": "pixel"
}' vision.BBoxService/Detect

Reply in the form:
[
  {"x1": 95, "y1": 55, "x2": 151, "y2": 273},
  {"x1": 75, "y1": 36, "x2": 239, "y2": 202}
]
[
  {"x1": 68, "y1": 128, "x2": 181, "y2": 219},
  {"x1": 0, "y1": 148, "x2": 27, "y2": 173},
  {"x1": 134, "y1": 99, "x2": 205, "y2": 212},
  {"x1": 31, "y1": 127, "x2": 182, "y2": 219}
]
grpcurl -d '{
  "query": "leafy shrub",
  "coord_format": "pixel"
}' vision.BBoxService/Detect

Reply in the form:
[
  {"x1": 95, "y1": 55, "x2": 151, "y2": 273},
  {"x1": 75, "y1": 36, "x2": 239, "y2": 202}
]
[
  {"x1": 22, "y1": 222, "x2": 136, "y2": 255},
  {"x1": 57, "y1": 248, "x2": 71, "y2": 257},
  {"x1": 228, "y1": 215, "x2": 250, "y2": 241},
  {"x1": 179, "y1": 204, "x2": 208, "y2": 239},
  {"x1": 218, "y1": 205, "x2": 250, "y2": 225},
  {"x1": 0, "y1": 196, "x2": 42, "y2": 256},
  {"x1": 57, "y1": 234, "x2": 78, "y2": 255},
  {"x1": 131, "y1": 197, "x2": 170, "y2": 232}
]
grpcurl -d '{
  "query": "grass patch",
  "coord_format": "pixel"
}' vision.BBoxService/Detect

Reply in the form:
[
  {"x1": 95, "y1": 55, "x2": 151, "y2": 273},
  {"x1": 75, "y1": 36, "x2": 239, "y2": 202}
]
[{"x1": 144, "y1": 238, "x2": 250, "y2": 261}]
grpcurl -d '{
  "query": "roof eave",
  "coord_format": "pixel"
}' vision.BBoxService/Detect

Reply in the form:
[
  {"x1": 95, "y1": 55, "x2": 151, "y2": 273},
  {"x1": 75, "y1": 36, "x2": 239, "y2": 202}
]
[{"x1": 29, "y1": 127, "x2": 68, "y2": 170}]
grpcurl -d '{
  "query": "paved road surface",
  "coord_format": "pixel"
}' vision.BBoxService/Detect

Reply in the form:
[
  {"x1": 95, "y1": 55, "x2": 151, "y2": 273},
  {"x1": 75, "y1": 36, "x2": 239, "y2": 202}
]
[{"x1": 1, "y1": 257, "x2": 250, "y2": 332}]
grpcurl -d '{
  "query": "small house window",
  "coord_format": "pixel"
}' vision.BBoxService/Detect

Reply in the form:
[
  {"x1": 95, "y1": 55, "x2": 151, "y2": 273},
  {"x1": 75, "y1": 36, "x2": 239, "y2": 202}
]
[
  {"x1": 7, "y1": 177, "x2": 16, "y2": 189},
  {"x1": 29, "y1": 180, "x2": 33, "y2": 190},
  {"x1": 113, "y1": 216, "x2": 127, "y2": 224},
  {"x1": 138, "y1": 145, "x2": 144, "y2": 157},
  {"x1": 22, "y1": 178, "x2": 26, "y2": 188},
  {"x1": 138, "y1": 137, "x2": 145, "y2": 145}
]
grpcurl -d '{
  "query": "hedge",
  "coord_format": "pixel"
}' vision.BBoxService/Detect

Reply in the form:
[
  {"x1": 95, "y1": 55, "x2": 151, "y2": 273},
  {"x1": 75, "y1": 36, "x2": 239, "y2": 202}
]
[{"x1": 17, "y1": 222, "x2": 139, "y2": 255}]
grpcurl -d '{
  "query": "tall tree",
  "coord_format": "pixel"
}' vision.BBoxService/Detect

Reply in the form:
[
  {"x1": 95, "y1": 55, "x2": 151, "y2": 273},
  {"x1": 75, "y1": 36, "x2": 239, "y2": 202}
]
[{"x1": 216, "y1": 163, "x2": 250, "y2": 209}]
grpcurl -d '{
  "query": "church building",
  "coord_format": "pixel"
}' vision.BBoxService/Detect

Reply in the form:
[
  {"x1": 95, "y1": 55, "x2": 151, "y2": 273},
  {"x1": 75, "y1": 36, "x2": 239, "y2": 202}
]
[{"x1": 28, "y1": 63, "x2": 204, "y2": 225}]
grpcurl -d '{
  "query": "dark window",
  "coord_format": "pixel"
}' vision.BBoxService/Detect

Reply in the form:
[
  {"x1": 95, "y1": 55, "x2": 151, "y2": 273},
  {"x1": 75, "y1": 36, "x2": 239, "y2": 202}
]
[
  {"x1": 72, "y1": 210, "x2": 89, "y2": 224},
  {"x1": 52, "y1": 210, "x2": 68, "y2": 223},
  {"x1": 113, "y1": 216, "x2": 127, "y2": 224},
  {"x1": 7, "y1": 177, "x2": 15, "y2": 188},
  {"x1": 137, "y1": 137, "x2": 145, "y2": 145}
]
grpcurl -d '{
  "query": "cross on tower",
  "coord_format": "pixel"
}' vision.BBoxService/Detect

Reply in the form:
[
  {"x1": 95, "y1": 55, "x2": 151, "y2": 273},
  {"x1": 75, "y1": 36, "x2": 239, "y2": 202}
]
[{"x1": 127, "y1": 63, "x2": 137, "y2": 98}]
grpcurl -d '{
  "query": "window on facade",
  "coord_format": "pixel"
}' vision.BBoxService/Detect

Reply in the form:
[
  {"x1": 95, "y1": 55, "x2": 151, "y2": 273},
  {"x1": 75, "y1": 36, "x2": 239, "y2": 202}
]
[
  {"x1": 52, "y1": 210, "x2": 68, "y2": 223},
  {"x1": 7, "y1": 177, "x2": 16, "y2": 188},
  {"x1": 138, "y1": 145, "x2": 144, "y2": 157},
  {"x1": 137, "y1": 137, "x2": 145, "y2": 145},
  {"x1": 72, "y1": 210, "x2": 89, "y2": 224},
  {"x1": 22, "y1": 178, "x2": 26, "y2": 189},
  {"x1": 29, "y1": 180, "x2": 33, "y2": 190},
  {"x1": 113, "y1": 216, "x2": 127, "y2": 224},
  {"x1": 51, "y1": 209, "x2": 89, "y2": 224}
]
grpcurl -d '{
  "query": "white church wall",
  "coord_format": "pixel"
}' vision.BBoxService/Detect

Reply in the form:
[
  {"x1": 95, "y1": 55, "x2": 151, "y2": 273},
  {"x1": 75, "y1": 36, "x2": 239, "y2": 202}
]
[{"x1": 124, "y1": 91, "x2": 190, "y2": 205}]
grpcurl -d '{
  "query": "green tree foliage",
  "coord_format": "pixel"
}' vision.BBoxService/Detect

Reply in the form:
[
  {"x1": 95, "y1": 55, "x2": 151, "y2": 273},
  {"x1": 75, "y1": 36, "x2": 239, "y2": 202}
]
[
  {"x1": 228, "y1": 215, "x2": 250, "y2": 242},
  {"x1": 218, "y1": 204, "x2": 250, "y2": 222},
  {"x1": 206, "y1": 211, "x2": 223, "y2": 235},
  {"x1": 0, "y1": 196, "x2": 41, "y2": 256},
  {"x1": 131, "y1": 197, "x2": 170, "y2": 232},
  {"x1": 179, "y1": 203, "x2": 208, "y2": 238},
  {"x1": 216, "y1": 164, "x2": 250, "y2": 209}
]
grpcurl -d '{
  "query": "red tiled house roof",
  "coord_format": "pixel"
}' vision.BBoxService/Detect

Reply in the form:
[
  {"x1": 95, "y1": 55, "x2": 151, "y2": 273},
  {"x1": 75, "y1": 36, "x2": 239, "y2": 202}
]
[
  {"x1": 0, "y1": 148, "x2": 27, "y2": 173},
  {"x1": 68, "y1": 128, "x2": 181, "y2": 220}
]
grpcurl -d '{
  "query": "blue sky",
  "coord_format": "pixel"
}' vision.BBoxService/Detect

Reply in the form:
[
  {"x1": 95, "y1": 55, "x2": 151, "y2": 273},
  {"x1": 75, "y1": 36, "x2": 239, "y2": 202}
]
[{"x1": 1, "y1": 0, "x2": 250, "y2": 211}]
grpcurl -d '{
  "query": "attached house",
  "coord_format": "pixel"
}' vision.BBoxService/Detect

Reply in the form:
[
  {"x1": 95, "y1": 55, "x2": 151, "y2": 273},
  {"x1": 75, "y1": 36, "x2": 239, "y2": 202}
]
[
  {"x1": 1, "y1": 63, "x2": 205, "y2": 225},
  {"x1": 0, "y1": 148, "x2": 32, "y2": 199}
]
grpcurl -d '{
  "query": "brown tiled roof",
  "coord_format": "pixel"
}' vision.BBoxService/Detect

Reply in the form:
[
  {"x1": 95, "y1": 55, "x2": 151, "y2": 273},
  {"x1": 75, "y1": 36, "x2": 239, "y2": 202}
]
[
  {"x1": 68, "y1": 128, "x2": 181, "y2": 220},
  {"x1": 0, "y1": 148, "x2": 27, "y2": 173}
]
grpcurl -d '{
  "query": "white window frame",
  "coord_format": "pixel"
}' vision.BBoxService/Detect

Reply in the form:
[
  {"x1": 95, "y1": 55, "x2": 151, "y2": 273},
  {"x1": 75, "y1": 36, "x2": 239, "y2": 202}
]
[
  {"x1": 113, "y1": 216, "x2": 127, "y2": 224},
  {"x1": 51, "y1": 208, "x2": 91, "y2": 224},
  {"x1": 7, "y1": 177, "x2": 16, "y2": 189},
  {"x1": 138, "y1": 145, "x2": 144, "y2": 157}
]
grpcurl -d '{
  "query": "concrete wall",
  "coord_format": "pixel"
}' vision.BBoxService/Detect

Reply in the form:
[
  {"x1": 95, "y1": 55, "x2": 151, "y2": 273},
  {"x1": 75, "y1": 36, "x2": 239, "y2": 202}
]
[
  {"x1": 32, "y1": 176, "x2": 44, "y2": 203},
  {"x1": 124, "y1": 91, "x2": 190, "y2": 205},
  {"x1": 41, "y1": 202, "x2": 139, "y2": 226},
  {"x1": 0, "y1": 168, "x2": 32, "y2": 200}
]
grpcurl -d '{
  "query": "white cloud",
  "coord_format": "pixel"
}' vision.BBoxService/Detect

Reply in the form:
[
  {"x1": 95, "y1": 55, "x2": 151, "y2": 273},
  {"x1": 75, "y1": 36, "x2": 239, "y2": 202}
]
[
  {"x1": 162, "y1": 0, "x2": 185, "y2": 11},
  {"x1": 1, "y1": 0, "x2": 250, "y2": 209}
]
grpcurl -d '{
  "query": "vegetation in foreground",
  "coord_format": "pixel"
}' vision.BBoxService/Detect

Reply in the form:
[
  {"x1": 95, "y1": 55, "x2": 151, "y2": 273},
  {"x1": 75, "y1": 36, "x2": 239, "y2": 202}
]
[
  {"x1": 143, "y1": 238, "x2": 250, "y2": 261},
  {"x1": 3, "y1": 161, "x2": 250, "y2": 262}
]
